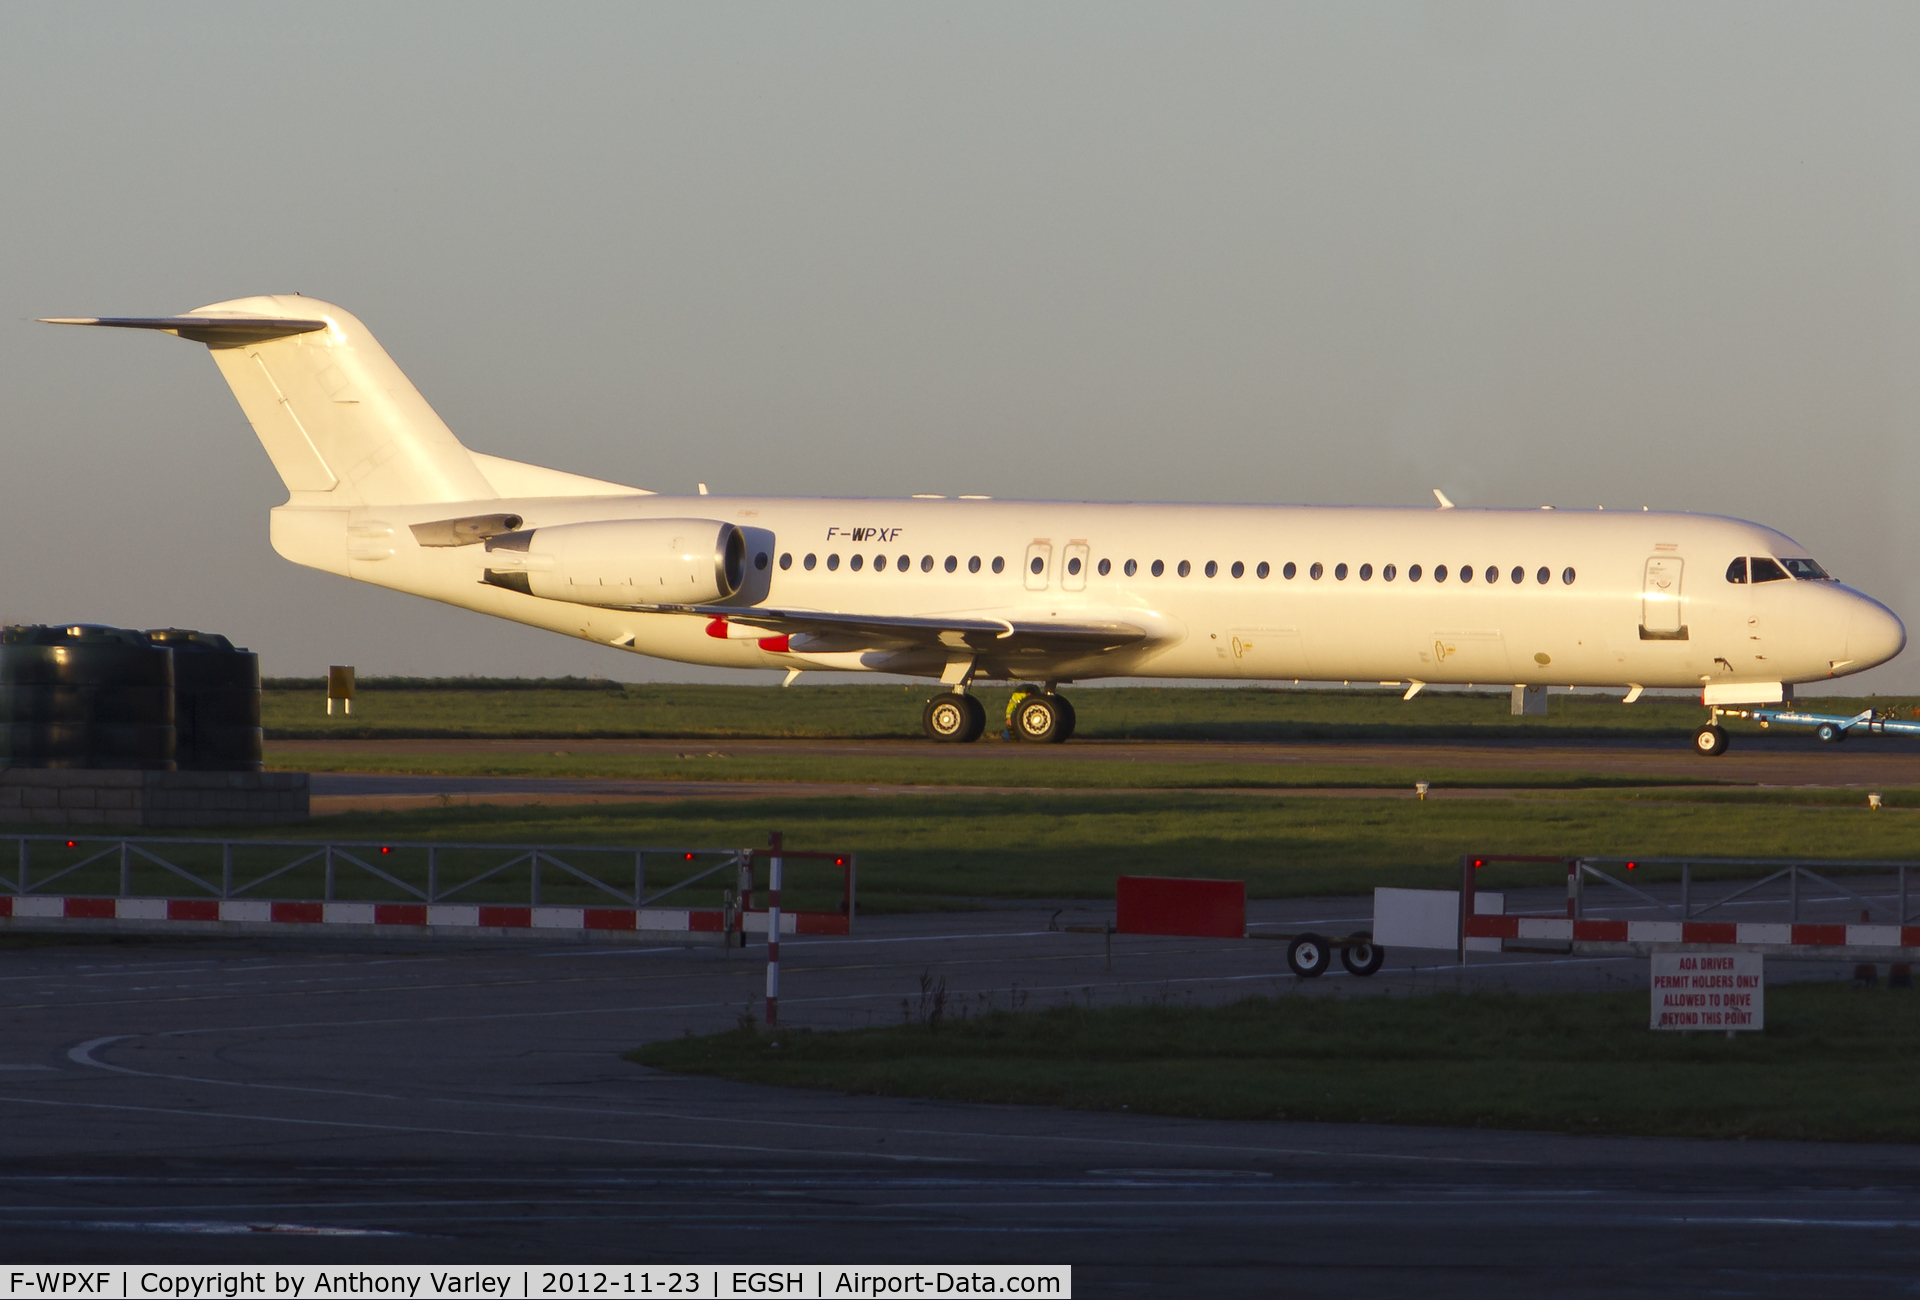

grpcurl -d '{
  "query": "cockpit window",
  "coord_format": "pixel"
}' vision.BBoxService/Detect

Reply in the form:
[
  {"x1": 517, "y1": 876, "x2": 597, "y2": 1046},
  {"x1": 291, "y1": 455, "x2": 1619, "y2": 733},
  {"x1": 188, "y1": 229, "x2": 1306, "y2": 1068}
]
[
  {"x1": 1749, "y1": 557, "x2": 1789, "y2": 583},
  {"x1": 1725, "y1": 557, "x2": 1747, "y2": 584},
  {"x1": 1780, "y1": 557, "x2": 1831, "y2": 580}
]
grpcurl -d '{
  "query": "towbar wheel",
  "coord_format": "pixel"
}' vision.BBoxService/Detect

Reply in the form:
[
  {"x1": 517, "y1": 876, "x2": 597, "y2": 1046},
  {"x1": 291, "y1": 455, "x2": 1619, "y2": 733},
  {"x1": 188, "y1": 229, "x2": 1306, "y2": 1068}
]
[{"x1": 1287, "y1": 933, "x2": 1330, "y2": 979}]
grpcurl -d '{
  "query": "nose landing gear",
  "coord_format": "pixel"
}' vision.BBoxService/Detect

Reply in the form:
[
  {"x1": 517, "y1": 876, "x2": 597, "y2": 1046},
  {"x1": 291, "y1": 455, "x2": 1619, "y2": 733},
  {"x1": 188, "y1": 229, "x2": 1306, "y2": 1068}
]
[{"x1": 1693, "y1": 723, "x2": 1729, "y2": 757}]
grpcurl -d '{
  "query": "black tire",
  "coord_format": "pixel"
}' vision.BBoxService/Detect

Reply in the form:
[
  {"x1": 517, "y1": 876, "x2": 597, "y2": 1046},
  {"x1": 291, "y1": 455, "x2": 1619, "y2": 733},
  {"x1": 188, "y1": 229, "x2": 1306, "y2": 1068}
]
[
  {"x1": 1012, "y1": 692, "x2": 1067, "y2": 743},
  {"x1": 958, "y1": 693, "x2": 987, "y2": 743},
  {"x1": 923, "y1": 693, "x2": 973, "y2": 743},
  {"x1": 1287, "y1": 933, "x2": 1330, "y2": 979},
  {"x1": 1693, "y1": 724, "x2": 1729, "y2": 757},
  {"x1": 1054, "y1": 694, "x2": 1077, "y2": 742},
  {"x1": 1341, "y1": 931, "x2": 1385, "y2": 977},
  {"x1": 1816, "y1": 722, "x2": 1846, "y2": 744}
]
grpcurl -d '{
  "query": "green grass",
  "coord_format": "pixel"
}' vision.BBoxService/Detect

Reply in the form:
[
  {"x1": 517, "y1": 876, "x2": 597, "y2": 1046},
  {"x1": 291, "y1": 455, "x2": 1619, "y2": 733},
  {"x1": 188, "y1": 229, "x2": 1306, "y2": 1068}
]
[
  {"x1": 263, "y1": 682, "x2": 1920, "y2": 742},
  {"x1": 631, "y1": 983, "x2": 1920, "y2": 1143},
  {"x1": 273, "y1": 748, "x2": 1720, "y2": 791},
  {"x1": 96, "y1": 791, "x2": 1920, "y2": 910}
]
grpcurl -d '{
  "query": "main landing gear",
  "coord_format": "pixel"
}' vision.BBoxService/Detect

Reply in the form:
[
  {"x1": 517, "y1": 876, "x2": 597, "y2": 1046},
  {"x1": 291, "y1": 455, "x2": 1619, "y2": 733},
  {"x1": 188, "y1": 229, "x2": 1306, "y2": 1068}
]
[
  {"x1": 922, "y1": 685, "x2": 1077, "y2": 744},
  {"x1": 923, "y1": 692, "x2": 987, "y2": 743}
]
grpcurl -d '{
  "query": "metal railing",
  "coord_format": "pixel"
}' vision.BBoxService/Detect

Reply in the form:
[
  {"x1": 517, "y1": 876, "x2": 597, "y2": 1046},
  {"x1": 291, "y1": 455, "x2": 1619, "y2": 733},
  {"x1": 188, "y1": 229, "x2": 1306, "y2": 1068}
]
[{"x1": 0, "y1": 835, "x2": 751, "y2": 910}]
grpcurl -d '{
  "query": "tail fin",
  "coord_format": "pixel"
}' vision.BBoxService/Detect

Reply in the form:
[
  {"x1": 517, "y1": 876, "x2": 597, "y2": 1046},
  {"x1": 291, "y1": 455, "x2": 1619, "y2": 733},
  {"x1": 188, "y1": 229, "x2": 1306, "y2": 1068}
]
[{"x1": 44, "y1": 296, "x2": 497, "y2": 506}]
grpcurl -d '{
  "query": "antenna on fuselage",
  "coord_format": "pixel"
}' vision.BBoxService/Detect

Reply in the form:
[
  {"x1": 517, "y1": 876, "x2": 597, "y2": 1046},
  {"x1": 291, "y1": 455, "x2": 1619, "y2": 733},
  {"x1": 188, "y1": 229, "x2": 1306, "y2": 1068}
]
[{"x1": 1432, "y1": 489, "x2": 1455, "y2": 509}]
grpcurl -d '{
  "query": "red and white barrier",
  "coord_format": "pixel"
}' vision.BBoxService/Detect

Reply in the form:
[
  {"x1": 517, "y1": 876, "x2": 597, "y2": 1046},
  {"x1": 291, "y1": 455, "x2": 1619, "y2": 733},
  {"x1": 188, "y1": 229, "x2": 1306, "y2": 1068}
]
[
  {"x1": 1465, "y1": 913, "x2": 1920, "y2": 950},
  {"x1": 0, "y1": 894, "x2": 850, "y2": 938}
]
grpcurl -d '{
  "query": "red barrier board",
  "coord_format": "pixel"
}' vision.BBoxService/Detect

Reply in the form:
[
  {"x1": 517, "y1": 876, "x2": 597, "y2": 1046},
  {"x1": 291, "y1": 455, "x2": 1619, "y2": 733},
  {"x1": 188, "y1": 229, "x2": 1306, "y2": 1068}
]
[{"x1": 1115, "y1": 876, "x2": 1245, "y2": 938}]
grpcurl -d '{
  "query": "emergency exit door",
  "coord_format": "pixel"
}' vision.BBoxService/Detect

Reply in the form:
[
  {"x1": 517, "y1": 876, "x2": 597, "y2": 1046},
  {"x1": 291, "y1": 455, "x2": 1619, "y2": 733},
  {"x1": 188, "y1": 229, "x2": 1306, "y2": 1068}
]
[{"x1": 1641, "y1": 556, "x2": 1687, "y2": 640}]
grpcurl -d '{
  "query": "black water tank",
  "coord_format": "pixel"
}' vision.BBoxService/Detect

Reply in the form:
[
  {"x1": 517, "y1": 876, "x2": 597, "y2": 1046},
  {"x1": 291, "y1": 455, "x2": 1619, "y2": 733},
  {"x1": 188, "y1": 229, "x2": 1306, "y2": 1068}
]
[
  {"x1": 0, "y1": 625, "x2": 175, "y2": 769},
  {"x1": 144, "y1": 629, "x2": 263, "y2": 772}
]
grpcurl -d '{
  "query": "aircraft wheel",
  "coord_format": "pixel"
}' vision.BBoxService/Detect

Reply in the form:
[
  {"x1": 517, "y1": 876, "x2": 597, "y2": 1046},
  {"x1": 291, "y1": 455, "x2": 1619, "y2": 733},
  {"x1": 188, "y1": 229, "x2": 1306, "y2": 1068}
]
[
  {"x1": 1340, "y1": 932, "x2": 1385, "y2": 977},
  {"x1": 1054, "y1": 694, "x2": 1077, "y2": 742},
  {"x1": 959, "y1": 693, "x2": 987, "y2": 742},
  {"x1": 1287, "y1": 933, "x2": 1330, "y2": 979},
  {"x1": 923, "y1": 694, "x2": 974, "y2": 743},
  {"x1": 1012, "y1": 692, "x2": 1068, "y2": 743},
  {"x1": 1817, "y1": 722, "x2": 1847, "y2": 744},
  {"x1": 1693, "y1": 724, "x2": 1729, "y2": 757}
]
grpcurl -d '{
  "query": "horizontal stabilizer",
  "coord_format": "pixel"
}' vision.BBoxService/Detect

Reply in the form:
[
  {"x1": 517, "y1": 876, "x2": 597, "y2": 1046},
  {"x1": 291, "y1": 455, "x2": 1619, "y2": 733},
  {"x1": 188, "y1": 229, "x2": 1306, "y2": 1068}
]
[{"x1": 40, "y1": 315, "x2": 328, "y2": 346}]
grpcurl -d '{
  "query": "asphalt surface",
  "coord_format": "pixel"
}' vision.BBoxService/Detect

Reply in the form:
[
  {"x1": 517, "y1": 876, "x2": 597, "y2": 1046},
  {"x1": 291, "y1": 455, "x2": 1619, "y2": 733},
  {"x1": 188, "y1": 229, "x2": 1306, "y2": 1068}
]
[{"x1": 0, "y1": 895, "x2": 1907, "y2": 1295}]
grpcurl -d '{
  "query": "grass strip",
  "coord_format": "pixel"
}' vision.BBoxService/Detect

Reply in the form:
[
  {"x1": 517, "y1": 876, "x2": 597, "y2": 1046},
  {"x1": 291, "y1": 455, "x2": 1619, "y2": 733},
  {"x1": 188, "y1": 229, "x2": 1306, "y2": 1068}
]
[
  {"x1": 272, "y1": 749, "x2": 1720, "y2": 791},
  {"x1": 631, "y1": 983, "x2": 1920, "y2": 1143},
  {"x1": 264, "y1": 683, "x2": 1920, "y2": 742}
]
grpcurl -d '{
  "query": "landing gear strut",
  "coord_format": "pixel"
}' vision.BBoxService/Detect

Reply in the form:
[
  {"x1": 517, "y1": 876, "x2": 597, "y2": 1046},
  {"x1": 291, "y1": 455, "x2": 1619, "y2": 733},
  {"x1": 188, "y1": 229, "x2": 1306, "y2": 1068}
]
[{"x1": 923, "y1": 692, "x2": 987, "y2": 743}]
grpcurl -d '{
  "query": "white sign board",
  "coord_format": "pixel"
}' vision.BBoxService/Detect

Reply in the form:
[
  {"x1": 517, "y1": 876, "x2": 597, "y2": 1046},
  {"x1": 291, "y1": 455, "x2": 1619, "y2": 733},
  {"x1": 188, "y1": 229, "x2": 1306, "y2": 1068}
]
[
  {"x1": 1372, "y1": 888, "x2": 1504, "y2": 952},
  {"x1": 1650, "y1": 952, "x2": 1764, "y2": 1031}
]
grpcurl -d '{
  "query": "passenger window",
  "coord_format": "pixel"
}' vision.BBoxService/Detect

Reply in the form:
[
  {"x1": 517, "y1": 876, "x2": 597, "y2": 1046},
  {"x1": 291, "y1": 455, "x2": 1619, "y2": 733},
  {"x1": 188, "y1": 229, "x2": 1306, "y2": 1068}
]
[
  {"x1": 1256, "y1": 562, "x2": 1270, "y2": 579},
  {"x1": 1125, "y1": 559, "x2": 1138, "y2": 576},
  {"x1": 826, "y1": 554, "x2": 840, "y2": 571},
  {"x1": 1359, "y1": 563, "x2": 1372, "y2": 581},
  {"x1": 1536, "y1": 566, "x2": 1548, "y2": 584},
  {"x1": 1781, "y1": 557, "x2": 1831, "y2": 580},
  {"x1": 1283, "y1": 562, "x2": 1296, "y2": 579},
  {"x1": 1152, "y1": 560, "x2": 1165, "y2": 576},
  {"x1": 1178, "y1": 560, "x2": 1192, "y2": 577},
  {"x1": 1726, "y1": 557, "x2": 1748, "y2": 584},
  {"x1": 850, "y1": 554, "x2": 864, "y2": 571},
  {"x1": 1098, "y1": 558, "x2": 1111, "y2": 576},
  {"x1": 1562, "y1": 567, "x2": 1577, "y2": 585},
  {"x1": 921, "y1": 555, "x2": 934, "y2": 572},
  {"x1": 755, "y1": 552, "x2": 769, "y2": 571},
  {"x1": 968, "y1": 556, "x2": 981, "y2": 573},
  {"x1": 1030, "y1": 556, "x2": 1045, "y2": 575},
  {"x1": 1459, "y1": 565, "x2": 1472, "y2": 583},
  {"x1": 992, "y1": 557, "x2": 1005, "y2": 574},
  {"x1": 1435, "y1": 565, "x2": 1448, "y2": 582},
  {"x1": 1383, "y1": 564, "x2": 1396, "y2": 581},
  {"x1": 1310, "y1": 562, "x2": 1324, "y2": 580},
  {"x1": 1486, "y1": 566, "x2": 1498, "y2": 584},
  {"x1": 1231, "y1": 561, "x2": 1244, "y2": 579},
  {"x1": 1409, "y1": 564, "x2": 1422, "y2": 582},
  {"x1": 945, "y1": 555, "x2": 958, "y2": 573},
  {"x1": 876, "y1": 554, "x2": 888, "y2": 570},
  {"x1": 780, "y1": 553, "x2": 793, "y2": 570},
  {"x1": 1068, "y1": 557, "x2": 1082, "y2": 576},
  {"x1": 1509, "y1": 566, "x2": 1523, "y2": 585},
  {"x1": 1204, "y1": 561, "x2": 1218, "y2": 578},
  {"x1": 1750, "y1": 557, "x2": 1789, "y2": 583},
  {"x1": 804, "y1": 553, "x2": 817, "y2": 571},
  {"x1": 1334, "y1": 563, "x2": 1348, "y2": 580}
]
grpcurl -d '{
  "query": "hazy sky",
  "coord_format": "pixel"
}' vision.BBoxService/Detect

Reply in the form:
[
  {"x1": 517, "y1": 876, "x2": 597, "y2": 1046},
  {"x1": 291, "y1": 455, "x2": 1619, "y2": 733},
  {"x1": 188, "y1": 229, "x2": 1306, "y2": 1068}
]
[{"x1": 5, "y1": 3, "x2": 1920, "y2": 691}]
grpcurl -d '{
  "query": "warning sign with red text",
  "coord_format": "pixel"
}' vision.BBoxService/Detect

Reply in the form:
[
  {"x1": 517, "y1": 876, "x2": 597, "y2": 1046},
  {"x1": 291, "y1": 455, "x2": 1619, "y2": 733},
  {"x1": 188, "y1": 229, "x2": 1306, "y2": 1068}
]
[{"x1": 1651, "y1": 951, "x2": 1763, "y2": 1031}]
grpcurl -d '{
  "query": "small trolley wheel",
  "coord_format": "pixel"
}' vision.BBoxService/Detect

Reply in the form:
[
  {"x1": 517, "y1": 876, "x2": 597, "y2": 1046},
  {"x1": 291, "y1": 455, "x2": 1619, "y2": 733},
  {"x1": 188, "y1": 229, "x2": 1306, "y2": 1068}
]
[
  {"x1": 923, "y1": 693, "x2": 973, "y2": 743},
  {"x1": 1693, "y1": 724, "x2": 1729, "y2": 757},
  {"x1": 1012, "y1": 692, "x2": 1067, "y2": 744},
  {"x1": 1816, "y1": 721, "x2": 1847, "y2": 744},
  {"x1": 1287, "y1": 933, "x2": 1330, "y2": 979},
  {"x1": 1341, "y1": 931, "x2": 1385, "y2": 977}
]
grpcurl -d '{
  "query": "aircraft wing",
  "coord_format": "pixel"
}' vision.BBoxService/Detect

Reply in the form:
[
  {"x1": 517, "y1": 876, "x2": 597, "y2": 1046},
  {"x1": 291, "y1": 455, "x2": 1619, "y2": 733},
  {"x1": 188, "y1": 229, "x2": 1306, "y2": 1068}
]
[{"x1": 641, "y1": 604, "x2": 1154, "y2": 652}]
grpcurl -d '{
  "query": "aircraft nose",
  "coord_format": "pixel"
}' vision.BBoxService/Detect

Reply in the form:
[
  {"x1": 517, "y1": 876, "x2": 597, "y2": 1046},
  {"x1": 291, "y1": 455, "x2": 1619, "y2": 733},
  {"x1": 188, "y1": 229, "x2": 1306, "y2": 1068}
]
[{"x1": 1847, "y1": 596, "x2": 1907, "y2": 670}]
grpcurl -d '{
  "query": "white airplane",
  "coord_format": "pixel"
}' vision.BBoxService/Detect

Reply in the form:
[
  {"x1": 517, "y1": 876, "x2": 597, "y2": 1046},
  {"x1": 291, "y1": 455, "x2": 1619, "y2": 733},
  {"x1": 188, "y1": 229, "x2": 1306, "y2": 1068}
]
[{"x1": 46, "y1": 296, "x2": 1905, "y2": 755}]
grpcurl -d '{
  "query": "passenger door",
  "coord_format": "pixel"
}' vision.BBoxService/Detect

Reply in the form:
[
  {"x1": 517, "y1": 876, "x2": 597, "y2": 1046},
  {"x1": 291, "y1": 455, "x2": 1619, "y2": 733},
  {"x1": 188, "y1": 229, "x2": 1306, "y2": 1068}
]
[{"x1": 1641, "y1": 557, "x2": 1687, "y2": 640}]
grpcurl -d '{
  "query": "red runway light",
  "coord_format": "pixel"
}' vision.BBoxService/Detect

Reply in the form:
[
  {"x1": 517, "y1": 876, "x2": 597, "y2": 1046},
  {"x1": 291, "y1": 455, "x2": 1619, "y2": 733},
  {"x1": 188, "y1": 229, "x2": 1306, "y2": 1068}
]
[
  {"x1": 65, "y1": 841, "x2": 75, "y2": 848},
  {"x1": 380, "y1": 846, "x2": 391, "y2": 854},
  {"x1": 685, "y1": 853, "x2": 695, "y2": 860},
  {"x1": 1626, "y1": 862, "x2": 1636, "y2": 870}
]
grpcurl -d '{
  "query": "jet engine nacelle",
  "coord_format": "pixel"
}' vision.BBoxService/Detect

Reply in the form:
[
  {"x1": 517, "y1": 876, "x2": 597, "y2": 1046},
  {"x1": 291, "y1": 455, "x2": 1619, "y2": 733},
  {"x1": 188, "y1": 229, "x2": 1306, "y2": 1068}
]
[{"x1": 480, "y1": 518, "x2": 746, "y2": 606}]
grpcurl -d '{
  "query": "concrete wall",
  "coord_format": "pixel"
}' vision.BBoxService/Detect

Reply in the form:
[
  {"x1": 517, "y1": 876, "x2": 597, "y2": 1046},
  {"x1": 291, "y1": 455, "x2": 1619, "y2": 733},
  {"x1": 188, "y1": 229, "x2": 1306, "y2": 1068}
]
[{"x1": 0, "y1": 770, "x2": 308, "y2": 826}]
